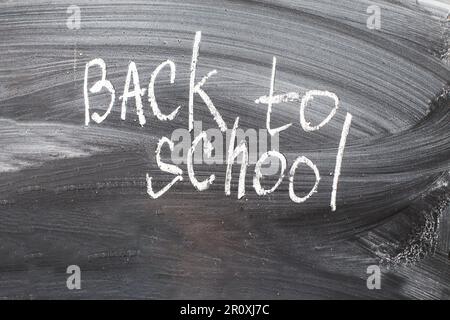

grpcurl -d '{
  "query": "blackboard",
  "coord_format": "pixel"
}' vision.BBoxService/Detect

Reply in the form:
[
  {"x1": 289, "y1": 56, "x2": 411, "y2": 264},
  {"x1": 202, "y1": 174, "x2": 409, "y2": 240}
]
[{"x1": 0, "y1": 0, "x2": 449, "y2": 299}]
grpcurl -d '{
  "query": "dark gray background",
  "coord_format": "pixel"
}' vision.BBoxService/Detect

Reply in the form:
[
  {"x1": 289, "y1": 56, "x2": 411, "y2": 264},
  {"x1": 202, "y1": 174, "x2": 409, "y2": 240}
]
[{"x1": 0, "y1": 0, "x2": 449, "y2": 299}]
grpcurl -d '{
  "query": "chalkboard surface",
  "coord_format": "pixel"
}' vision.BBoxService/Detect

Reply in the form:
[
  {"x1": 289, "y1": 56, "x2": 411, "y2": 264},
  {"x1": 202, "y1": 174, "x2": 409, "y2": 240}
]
[{"x1": 0, "y1": 0, "x2": 449, "y2": 299}]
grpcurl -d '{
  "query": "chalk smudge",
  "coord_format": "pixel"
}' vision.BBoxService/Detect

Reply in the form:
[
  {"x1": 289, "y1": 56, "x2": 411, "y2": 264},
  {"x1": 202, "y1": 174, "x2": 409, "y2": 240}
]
[{"x1": 0, "y1": 0, "x2": 448, "y2": 299}]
